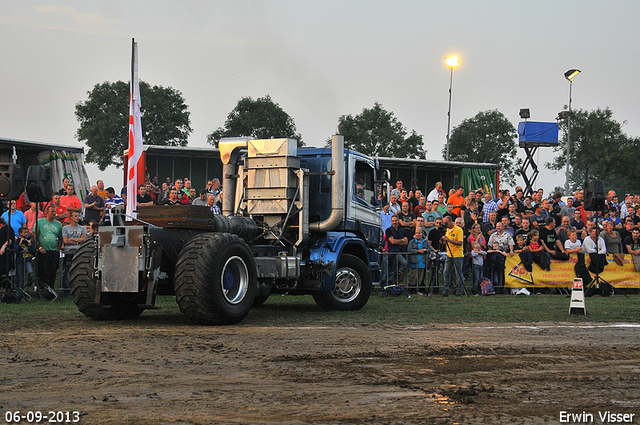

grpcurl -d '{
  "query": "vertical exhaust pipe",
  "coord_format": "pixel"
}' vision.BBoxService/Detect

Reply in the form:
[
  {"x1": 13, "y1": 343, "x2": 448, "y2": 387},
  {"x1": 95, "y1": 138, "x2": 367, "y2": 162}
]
[
  {"x1": 309, "y1": 134, "x2": 345, "y2": 232},
  {"x1": 218, "y1": 138, "x2": 250, "y2": 216},
  {"x1": 222, "y1": 160, "x2": 237, "y2": 216}
]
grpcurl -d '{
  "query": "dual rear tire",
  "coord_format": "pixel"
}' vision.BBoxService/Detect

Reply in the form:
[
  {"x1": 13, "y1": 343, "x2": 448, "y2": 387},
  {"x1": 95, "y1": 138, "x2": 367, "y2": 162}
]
[{"x1": 174, "y1": 233, "x2": 257, "y2": 325}]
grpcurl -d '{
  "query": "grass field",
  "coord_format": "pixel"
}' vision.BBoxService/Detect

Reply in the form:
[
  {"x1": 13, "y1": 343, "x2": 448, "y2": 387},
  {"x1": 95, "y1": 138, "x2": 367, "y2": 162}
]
[{"x1": 2, "y1": 290, "x2": 639, "y2": 330}]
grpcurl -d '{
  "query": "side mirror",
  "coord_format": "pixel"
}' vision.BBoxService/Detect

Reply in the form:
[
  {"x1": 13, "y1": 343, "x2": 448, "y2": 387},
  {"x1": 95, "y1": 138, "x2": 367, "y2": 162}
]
[{"x1": 376, "y1": 168, "x2": 391, "y2": 183}]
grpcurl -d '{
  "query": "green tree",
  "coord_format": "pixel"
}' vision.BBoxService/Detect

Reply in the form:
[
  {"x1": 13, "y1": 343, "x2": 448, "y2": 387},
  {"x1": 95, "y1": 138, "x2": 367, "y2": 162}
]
[
  {"x1": 75, "y1": 81, "x2": 192, "y2": 171},
  {"x1": 546, "y1": 107, "x2": 640, "y2": 195},
  {"x1": 207, "y1": 95, "x2": 303, "y2": 147},
  {"x1": 444, "y1": 110, "x2": 520, "y2": 185},
  {"x1": 335, "y1": 103, "x2": 425, "y2": 159}
]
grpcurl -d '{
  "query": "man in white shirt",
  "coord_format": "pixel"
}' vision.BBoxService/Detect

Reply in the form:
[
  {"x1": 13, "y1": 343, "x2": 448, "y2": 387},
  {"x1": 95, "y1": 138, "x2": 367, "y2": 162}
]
[
  {"x1": 582, "y1": 227, "x2": 606, "y2": 254},
  {"x1": 582, "y1": 227, "x2": 607, "y2": 275},
  {"x1": 427, "y1": 182, "x2": 443, "y2": 202}
]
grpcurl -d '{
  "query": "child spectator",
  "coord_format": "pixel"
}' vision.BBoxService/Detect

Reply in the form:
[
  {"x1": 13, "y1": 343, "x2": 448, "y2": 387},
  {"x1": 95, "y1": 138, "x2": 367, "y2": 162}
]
[
  {"x1": 527, "y1": 230, "x2": 550, "y2": 271},
  {"x1": 511, "y1": 235, "x2": 532, "y2": 294},
  {"x1": 565, "y1": 229, "x2": 592, "y2": 284},
  {"x1": 470, "y1": 242, "x2": 487, "y2": 295},
  {"x1": 564, "y1": 230, "x2": 582, "y2": 255},
  {"x1": 487, "y1": 241, "x2": 508, "y2": 291},
  {"x1": 513, "y1": 234, "x2": 527, "y2": 253},
  {"x1": 13, "y1": 226, "x2": 35, "y2": 292}
]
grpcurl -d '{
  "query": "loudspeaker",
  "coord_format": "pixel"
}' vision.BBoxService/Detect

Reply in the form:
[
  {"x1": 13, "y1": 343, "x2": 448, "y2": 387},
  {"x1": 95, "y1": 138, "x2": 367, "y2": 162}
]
[
  {"x1": 584, "y1": 180, "x2": 605, "y2": 211},
  {"x1": 26, "y1": 165, "x2": 53, "y2": 202},
  {"x1": 0, "y1": 163, "x2": 24, "y2": 200}
]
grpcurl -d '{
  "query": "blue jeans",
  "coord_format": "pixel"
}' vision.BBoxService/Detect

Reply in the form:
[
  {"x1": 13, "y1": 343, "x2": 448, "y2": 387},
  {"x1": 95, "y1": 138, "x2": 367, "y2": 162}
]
[
  {"x1": 60, "y1": 251, "x2": 76, "y2": 295},
  {"x1": 15, "y1": 260, "x2": 33, "y2": 290},
  {"x1": 443, "y1": 256, "x2": 464, "y2": 295},
  {"x1": 492, "y1": 268, "x2": 505, "y2": 292},
  {"x1": 387, "y1": 252, "x2": 408, "y2": 285},
  {"x1": 380, "y1": 255, "x2": 388, "y2": 286},
  {"x1": 472, "y1": 264, "x2": 483, "y2": 294}
]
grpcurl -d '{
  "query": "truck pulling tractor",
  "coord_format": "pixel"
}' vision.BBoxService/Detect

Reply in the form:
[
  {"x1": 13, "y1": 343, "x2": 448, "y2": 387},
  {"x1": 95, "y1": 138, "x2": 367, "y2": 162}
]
[{"x1": 70, "y1": 135, "x2": 384, "y2": 324}]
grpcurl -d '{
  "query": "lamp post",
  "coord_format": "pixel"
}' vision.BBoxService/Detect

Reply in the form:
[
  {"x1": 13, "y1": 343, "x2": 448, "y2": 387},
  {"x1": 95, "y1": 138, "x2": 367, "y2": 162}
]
[
  {"x1": 445, "y1": 56, "x2": 460, "y2": 161},
  {"x1": 564, "y1": 69, "x2": 580, "y2": 196}
]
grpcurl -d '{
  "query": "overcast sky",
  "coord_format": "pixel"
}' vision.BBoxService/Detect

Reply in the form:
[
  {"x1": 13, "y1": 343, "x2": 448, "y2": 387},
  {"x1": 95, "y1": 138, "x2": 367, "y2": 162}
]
[{"x1": 1, "y1": 1, "x2": 639, "y2": 193}]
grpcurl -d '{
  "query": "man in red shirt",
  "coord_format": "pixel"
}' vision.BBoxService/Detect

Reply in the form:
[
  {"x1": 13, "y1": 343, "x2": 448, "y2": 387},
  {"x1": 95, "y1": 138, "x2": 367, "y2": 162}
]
[
  {"x1": 15, "y1": 190, "x2": 28, "y2": 212},
  {"x1": 60, "y1": 184, "x2": 82, "y2": 224},
  {"x1": 174, "y1": 180, "x2": 190, "y2": 205},
  {"x1": 448, "y1": 186, "x2": 466, "y2": 218},
  {"x1": 145, "y1": 183, "x2": 157, "y2": 204},
  {"x1": 413, "y1": 195, "x2": 428, "y2": 217},
  {"x1": 47, "y1": 194, "x2": 68, "y2": 224}
]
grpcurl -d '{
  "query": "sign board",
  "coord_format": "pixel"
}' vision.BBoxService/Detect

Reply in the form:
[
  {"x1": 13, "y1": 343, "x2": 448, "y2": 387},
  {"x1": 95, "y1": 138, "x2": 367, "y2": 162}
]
[
  {"x1": 518, "y1": 121, "x2": 559, "y2": 147},
  {"x1": 569, "y1": 278, "x2": 586, "y2": 315}
]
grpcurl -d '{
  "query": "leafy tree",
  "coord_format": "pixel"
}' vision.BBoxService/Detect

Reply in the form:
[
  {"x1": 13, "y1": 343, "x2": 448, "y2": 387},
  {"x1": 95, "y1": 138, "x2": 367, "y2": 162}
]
[
  {"x1": 335, "y1": 103, "x2": 425, "y2": 159},
  {"x1": 546, "y1": 107, "x2": 640, "y2": 195},
  {"x1": 207, "y1": 95, "x2": 303, "y2": 147},
  {"x1": 75, "y1": 81, "x2": 192, "y2": 171},
  {"x1": 444, "y1": 110, "x2": 520, "y2": 186}
]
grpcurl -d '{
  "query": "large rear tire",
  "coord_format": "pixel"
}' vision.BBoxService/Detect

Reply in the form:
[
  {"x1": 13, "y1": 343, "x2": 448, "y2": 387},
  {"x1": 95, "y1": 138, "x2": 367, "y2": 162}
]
[
  {"x1": 70, "y1": 240, "x2": 144, "y2": 320},
  {"x1": 174, "y1": 233, "x2": 257, "y2": 325},
  {"x1": 313, "y1": 254, "x2": 372, "y2": 311}
]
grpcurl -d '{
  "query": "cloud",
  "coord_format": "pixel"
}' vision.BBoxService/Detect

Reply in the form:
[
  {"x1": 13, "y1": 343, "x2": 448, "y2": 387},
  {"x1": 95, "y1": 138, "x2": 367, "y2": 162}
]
[
  {"x1": 39, "y1": 4, "x2": 116, "y2": 26},
  {"x1": 1, "y1": 4, "x2": 121, "y2": 35}
]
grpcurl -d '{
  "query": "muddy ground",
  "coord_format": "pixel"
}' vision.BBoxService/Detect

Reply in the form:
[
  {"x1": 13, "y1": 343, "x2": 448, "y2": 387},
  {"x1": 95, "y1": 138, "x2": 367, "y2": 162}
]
[{"x1": 1, "y1": 318, "x2": 639, "y2": 424}]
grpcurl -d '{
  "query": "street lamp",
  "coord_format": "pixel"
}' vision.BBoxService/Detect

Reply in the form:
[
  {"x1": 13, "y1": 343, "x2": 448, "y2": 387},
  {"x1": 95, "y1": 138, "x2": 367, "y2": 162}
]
[
  {"x1": 445, "y1": 56, "x2": 460, "y2": 161},
  {"x1": 564, "y1": 68, "x2": 580, "y2": 195}
]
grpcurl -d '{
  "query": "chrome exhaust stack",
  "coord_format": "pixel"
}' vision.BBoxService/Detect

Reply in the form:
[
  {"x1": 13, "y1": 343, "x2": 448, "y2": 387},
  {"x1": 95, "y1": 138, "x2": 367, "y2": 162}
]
[{"x1": 309, "y1": 134, "x2": 345, "y2": 232}]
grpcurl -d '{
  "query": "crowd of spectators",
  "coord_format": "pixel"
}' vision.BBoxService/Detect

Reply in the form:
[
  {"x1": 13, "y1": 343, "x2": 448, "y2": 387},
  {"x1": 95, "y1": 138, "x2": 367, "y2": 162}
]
[
  {"x1": 381, "y1": 180, "x2": 640, "y2": 296},
  {"x1": 0, "y1": 174, "x2": 224, "y2": 302}
]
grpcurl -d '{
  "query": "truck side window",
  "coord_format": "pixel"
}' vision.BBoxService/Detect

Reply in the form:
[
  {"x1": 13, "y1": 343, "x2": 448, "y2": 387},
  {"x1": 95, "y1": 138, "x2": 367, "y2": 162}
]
[{"x1": 354, "y1": 161, "x2": 375, "y2": 206}]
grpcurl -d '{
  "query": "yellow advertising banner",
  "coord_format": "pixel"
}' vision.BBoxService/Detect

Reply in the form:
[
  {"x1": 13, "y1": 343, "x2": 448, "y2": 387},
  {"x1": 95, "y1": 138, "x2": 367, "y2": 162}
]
[{"x1": 505, "y1": 254, "x2": 640, "y2": 288}]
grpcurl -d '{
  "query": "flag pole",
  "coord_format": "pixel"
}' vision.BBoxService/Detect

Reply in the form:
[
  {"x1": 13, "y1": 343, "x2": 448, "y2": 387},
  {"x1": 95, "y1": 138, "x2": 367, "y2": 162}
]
[{"x1": 126, "y1": 38, "x2": 143, "y2": 220}]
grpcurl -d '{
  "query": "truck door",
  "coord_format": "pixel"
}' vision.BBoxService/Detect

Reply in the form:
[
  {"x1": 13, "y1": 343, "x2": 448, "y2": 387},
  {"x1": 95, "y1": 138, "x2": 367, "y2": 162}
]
[{"x1": 347, "y1": 156, "x2": 381, "y2": 247}]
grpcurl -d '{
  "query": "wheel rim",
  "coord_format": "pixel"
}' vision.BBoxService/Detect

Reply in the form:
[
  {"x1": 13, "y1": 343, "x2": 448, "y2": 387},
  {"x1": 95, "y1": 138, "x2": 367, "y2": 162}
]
[
  {"x1": 332, "y1": 267, "x2": 361, "y2": 303},
  {"x1": 221, "y1": 255, "x2": 249, "y2": 304}
]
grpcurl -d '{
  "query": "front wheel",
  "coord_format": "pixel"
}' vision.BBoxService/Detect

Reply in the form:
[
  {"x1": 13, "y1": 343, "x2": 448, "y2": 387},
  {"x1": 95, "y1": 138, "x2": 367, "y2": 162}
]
[
  {"x1": 174, "y1": 233, "x2": 257, "y2": 325},
  {"x1": 313, "y1": 254, "x2": 372, "y2": 311}
]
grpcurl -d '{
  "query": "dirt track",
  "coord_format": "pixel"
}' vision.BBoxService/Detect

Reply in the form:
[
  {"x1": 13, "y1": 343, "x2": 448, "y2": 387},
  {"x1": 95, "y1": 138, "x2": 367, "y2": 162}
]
[{"x1": 2, "y1": 318, "x2": 639, "y2": 425}]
